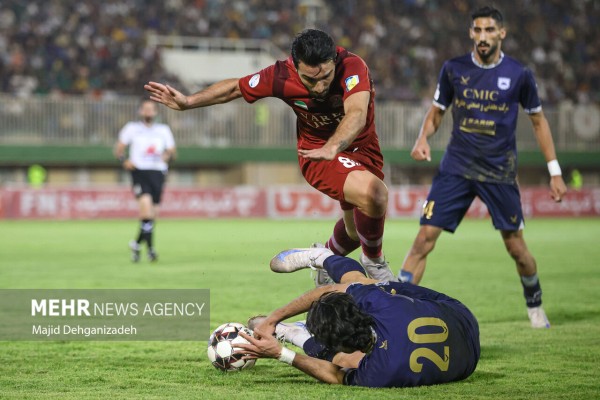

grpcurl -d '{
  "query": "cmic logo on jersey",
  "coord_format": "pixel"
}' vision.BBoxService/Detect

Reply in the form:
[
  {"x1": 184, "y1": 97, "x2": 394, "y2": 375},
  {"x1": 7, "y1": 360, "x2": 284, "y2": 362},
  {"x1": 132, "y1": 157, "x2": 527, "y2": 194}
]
[{"x1": 462, "y1": 88, "x2": 500, "y2": 101}]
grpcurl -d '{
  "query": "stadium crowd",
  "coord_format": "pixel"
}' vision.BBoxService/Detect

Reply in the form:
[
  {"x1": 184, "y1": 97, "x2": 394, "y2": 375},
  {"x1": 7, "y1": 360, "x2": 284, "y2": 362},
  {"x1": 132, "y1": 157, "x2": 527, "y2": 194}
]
[{"x1": 0, "y1": 0, "x2": 598, "y2": 103}]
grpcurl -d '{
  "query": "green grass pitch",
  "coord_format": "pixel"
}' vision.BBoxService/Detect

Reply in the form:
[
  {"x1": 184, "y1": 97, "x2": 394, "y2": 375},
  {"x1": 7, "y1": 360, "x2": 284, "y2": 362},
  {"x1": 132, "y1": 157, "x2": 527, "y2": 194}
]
[{"x1": 0, "y1": 218, "x2": 599, "y2": 399}]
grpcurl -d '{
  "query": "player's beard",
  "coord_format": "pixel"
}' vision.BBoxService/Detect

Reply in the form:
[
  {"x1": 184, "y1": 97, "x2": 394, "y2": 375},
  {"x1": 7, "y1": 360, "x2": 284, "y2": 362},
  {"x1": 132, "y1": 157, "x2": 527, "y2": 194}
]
[
  {"x1": 476, "y1": 41, "x2": 498, "y2": 63},
  {"x1": 142, "y1": 116, "x2": 154, "y2": 124}
]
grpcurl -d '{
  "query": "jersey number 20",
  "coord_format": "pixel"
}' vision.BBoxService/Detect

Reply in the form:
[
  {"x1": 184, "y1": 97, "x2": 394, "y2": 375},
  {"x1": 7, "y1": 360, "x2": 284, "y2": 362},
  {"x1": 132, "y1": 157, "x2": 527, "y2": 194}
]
[{"x1": 407, "y1": 317, "x2": 449, "y2": 373}]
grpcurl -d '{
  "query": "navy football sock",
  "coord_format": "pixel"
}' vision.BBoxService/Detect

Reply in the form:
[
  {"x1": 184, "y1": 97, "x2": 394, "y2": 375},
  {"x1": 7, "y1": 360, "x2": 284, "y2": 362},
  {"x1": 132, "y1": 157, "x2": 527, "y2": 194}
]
[
  {"x1": 521, "y1": 274, "x2": 542, "y2": 307},
  {"x1": 323, "y1": 255, "x2": 367, "y2": 283}
]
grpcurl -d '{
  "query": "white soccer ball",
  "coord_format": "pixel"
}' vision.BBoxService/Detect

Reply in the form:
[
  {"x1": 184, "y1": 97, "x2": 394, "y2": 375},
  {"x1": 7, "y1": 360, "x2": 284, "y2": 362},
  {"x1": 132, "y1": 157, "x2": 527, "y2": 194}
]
[{"x1": 207, "y1": 322, "x2": 256, "y2": 372}]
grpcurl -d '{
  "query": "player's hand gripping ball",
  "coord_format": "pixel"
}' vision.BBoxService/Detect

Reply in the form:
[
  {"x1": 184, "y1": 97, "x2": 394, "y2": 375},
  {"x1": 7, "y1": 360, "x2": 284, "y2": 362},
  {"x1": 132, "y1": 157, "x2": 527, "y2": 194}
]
[{"x1": 207, "y1": 322, "x2": 256, "y2": 372}]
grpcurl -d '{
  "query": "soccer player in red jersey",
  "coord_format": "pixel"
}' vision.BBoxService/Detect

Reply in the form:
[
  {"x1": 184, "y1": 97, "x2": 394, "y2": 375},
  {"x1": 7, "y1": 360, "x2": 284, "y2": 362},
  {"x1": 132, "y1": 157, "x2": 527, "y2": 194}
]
[{"x1": 145, "y1": 29, "x2": 394, "y2": 281}]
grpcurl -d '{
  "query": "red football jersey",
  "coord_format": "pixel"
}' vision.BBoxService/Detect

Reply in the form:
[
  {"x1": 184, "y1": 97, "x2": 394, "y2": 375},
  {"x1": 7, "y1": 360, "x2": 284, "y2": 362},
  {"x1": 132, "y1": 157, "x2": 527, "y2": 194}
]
[{"x1": 238, "y1": 47, "x2": 377, "y2": 150}]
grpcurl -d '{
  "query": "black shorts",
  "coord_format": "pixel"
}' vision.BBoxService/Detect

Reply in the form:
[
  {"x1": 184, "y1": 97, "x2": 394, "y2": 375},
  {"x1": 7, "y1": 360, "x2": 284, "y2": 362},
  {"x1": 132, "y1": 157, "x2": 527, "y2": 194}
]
[{"x1": 131, "y1": 170, "x2": 166, "y2": 204}]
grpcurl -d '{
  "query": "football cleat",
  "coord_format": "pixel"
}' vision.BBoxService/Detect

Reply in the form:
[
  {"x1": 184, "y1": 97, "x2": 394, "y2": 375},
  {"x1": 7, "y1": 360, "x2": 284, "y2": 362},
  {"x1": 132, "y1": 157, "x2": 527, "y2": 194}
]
[
  {"x1": 148, "y1": 248, "x2": 158, "y2": 262},
  {"x1": 276, "y1": 320, "x2": 311, "y2": 348},
  {"x1": 129, "y1": 240, "x2": 140, "y2": 262},
  {"x1": 270, "y1": 247, "x2": 333, "y2": 273},
  {"x1": 313, "y1": 269, "x2": 335, "y2": 287},
  {"x1": 527, "y1": 306, "x2": 550, "y2": 328},
  {"x1": 247, "y1": 315, "x2": 310, "y2": 347},
  {"x1": 359, "y1": 253, "x2": 396, "y2": 282},
  {"x1": 310, "y1": 243, "x2": 334, "y2": 287}
]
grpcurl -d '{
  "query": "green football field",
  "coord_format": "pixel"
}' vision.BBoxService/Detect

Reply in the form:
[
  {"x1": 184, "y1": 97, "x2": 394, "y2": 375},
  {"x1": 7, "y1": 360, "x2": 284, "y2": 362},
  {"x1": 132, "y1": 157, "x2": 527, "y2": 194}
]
[{"x1": 0, "y1": 218, "x2": 599, "y2": 399}]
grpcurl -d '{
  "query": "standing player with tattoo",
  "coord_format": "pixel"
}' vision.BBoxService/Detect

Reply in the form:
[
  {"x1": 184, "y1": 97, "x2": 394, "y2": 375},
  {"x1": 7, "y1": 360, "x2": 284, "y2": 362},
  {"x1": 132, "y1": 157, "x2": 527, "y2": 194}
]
[
  {"x1": 399, "y1": 6, "x2": 567, "y2": 328},
  {"x1": 114, "y1": 100, "x2": 176, "y2": 262},
  {"x1": 145, "y1": 29, "x2": 394, "y2": 281}
]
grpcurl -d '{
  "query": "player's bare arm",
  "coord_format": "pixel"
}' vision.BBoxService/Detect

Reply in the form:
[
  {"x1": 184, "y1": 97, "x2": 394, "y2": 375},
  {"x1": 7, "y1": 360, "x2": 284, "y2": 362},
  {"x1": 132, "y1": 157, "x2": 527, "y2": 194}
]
[
  {"x1": 299, "y1": 90, "x2": 370, "y2": 161},
  {"x1": 237, "y1": 329, "x2": 346, "y2": 384},
  {"x1": 528, "y1": 111, "x2": 567, "y2": 202},
  {"x1": 331, "y1": 350, "x2": 364, "y2": 369},
  {"x1": 254, "y1": 284, "x2": 350, "y2": 337},
  {"x1": 144, "y1": 79, "x2": 243, "y2": 111},
  {"x1": 411, "y1": 105, "x2": 445, "y2": 162}
]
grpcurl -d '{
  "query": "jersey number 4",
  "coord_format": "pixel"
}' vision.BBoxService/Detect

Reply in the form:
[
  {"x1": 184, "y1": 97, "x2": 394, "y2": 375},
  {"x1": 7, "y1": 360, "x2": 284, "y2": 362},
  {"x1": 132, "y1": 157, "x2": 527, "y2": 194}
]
[{"x1": 407, "y1": 317, "x2": 449, "y2": 373}]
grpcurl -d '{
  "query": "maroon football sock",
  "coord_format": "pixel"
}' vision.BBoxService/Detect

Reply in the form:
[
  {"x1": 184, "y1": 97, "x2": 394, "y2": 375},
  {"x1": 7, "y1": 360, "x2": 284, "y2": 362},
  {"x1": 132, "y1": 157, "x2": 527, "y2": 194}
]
[
  {"x1": 325, "y1": 218, "x2": 360, "y2": 256},
  {"x1": 353, "y1": 209, "x2": 385, "y2": 259}
]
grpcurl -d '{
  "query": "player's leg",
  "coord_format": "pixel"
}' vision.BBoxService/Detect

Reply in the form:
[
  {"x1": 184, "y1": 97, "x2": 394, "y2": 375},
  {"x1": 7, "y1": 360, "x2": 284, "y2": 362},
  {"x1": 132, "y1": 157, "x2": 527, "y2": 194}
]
[
  {"x1": 343, "y1": 169, "x2": 395, "y2": 281},
  {"x1": 144, "y1": 171, "x2": 166, "y2": 262},
  {"x1": 399, "y1": 173, "x2": 474, "y2": 283},
  {"x1": 324, "y1": 209, "x2": 360, "y2": 256},
  {"x1": 271, "y1": 248, "x2": 375, "y2": 284},
  {"x1": 477, "y1": 182, "x2": 549, "y2": 328},
  {"x1": 501, "y1": 229, "x2": 548, "y2": 327},
  {"x1": 399, "y1": 225, "x2": 443, "y2": 284},
  {"x1": 316, "y1": 209, "x2": 360, "y2": 286}
]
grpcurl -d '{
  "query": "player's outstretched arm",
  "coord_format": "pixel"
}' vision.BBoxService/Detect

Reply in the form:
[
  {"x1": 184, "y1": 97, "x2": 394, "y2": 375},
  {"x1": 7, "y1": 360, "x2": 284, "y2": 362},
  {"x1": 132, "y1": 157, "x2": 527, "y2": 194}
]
[
  {"x1": 529, "y1": 111, "x2": 567, "y2": 202},
  {"x1": 411, "y1": 105, "x2": 445, "y2": 162},
  {"x1": 237, "y1": 329, "x2": 345, "y2": 384},
  {"x1": 144, "y1": 78, "x2": 243, "y2": 111},
  {"x1": 254, "y1": 284, "x2": 350, "y2": 338}
]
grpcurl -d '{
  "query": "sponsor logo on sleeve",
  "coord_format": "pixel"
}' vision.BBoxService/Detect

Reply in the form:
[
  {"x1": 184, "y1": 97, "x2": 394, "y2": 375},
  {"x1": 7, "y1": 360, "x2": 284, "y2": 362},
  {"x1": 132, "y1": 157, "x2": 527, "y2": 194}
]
[
  {"x1": 249, "y1": 74, "x2": 260, "y2": 88},
  {"x1": 344, "y1": 75, "x2": 359, "y2": 92}
]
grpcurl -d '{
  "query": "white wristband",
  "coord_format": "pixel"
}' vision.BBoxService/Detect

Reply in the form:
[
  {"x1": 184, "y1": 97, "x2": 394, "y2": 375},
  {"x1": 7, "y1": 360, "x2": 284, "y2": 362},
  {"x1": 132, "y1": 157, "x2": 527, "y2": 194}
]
[
  {"x1": 547, "y1": 160, "x2": 562, "y2": 176},
  {"x1": 278, "y1": 347, "x2": 296, "y2": 365}
]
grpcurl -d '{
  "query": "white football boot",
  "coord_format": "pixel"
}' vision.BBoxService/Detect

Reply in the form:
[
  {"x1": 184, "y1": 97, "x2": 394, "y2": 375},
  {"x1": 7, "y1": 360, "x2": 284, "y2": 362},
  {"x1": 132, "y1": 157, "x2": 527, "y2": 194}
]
[
  {"x1": 247, "y1": 316, "x2": 311, "y2": 348},
  {"x1": 270, "y1": 247, "x2": 333, "y2": 273},
  {"x1": 310, "y1": 243, "x2": 335, "y2": 287},
  {"x1": 527, "y1": 306, "x2": 551, "y2": 328},
  {"x1": 359, "y1": 253, "x2": 396, "y2": 282}
]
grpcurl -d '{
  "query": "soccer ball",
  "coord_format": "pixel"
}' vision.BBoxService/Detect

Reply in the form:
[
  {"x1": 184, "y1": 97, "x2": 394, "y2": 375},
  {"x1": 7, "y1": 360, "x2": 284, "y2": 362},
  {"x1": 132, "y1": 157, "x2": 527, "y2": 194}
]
[{"x1": 207, "y1": 322, "x2": 256, "y2": 372}]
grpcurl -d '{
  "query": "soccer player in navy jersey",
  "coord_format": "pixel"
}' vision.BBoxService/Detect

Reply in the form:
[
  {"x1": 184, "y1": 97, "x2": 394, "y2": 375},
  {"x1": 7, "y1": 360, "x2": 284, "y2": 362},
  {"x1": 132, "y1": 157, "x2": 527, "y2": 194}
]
[
  {"x1": 144, "y1": 29, "x2": 393, "y2": 281},
  {"x1": 398, "y1": 6, "x2": 567, "y2": 328},
  {"x1": 235, "y1": 247, "x2": 480, "y2": 388}
]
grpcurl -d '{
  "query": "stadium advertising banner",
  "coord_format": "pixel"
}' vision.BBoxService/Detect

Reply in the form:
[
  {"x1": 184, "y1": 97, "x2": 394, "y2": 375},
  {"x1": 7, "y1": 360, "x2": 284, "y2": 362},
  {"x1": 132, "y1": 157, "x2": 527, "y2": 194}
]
[
  {"x1": 0, "y1": 289, "x2": 210, "y2": 341},
  {"x1": 1, "y1": 186, "x2": 599, "y2": 219}
]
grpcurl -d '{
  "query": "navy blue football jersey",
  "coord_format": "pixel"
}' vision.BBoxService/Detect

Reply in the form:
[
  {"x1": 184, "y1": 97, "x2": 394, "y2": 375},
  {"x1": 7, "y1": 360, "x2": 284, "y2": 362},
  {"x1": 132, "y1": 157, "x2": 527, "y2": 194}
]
[
  {"x1": 433, "y1": 52, "x2": 541, "y2": 184},
  {"x1": 343, "y1": 282, "x2": 480, "y2": 388}
]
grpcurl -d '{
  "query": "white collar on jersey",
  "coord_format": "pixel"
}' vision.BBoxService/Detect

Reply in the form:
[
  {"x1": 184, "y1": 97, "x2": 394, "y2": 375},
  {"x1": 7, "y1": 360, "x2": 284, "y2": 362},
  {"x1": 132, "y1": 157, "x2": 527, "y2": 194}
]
[{"x1": 471, "y1": 51, "x2": 505, "y2": 69}]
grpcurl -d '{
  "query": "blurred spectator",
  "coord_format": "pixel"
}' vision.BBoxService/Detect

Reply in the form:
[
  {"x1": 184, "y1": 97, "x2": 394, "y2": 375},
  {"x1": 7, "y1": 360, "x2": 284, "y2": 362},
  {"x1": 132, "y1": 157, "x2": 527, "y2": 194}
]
[{"x1": 0, "y1": 0, "x2": 597, "y2": 103}]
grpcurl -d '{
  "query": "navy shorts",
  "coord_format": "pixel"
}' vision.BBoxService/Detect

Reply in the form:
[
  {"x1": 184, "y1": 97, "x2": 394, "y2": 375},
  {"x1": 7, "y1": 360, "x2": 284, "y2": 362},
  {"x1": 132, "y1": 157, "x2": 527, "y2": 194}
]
[
  {"x1": 131, "y1": 170, "x2": 166, "y2": 204},
  {"x1": 420, "y1": 172, "x2": 524, "y2": 232}
]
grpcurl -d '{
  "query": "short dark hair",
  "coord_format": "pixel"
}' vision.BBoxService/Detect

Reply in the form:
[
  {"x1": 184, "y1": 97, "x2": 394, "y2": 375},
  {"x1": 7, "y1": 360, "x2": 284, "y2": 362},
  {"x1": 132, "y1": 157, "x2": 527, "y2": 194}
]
[
  {"x1": 471, "y1": 6, "x2": 504, "y2": 26},
  {"x1": 306, "y1": 292, "x2": 374, "y2": 353},
  {"x1": 291, "y1": 29, "x2": 337, "y2": 68}
]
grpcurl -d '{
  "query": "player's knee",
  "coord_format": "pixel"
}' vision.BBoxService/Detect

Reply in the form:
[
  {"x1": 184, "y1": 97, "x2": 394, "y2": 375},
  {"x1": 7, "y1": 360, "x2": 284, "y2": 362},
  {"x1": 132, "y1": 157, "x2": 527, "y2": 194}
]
[
  {"x1": 363, "y1": 181, "x2": 388, "y2": 216},
  {"x1": 503, "y1": 234, "x2": 528, "y2": 261},
  {"x1": 505, "y1": 242, "x2": 527, "y2": 262}
]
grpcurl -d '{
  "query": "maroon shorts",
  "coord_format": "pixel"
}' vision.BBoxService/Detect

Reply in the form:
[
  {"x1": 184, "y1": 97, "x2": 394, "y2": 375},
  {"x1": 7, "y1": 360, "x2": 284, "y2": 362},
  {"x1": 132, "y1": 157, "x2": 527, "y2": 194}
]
[{"x1": 298, "y1": 139, "x2": 384, "y2": 210}]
